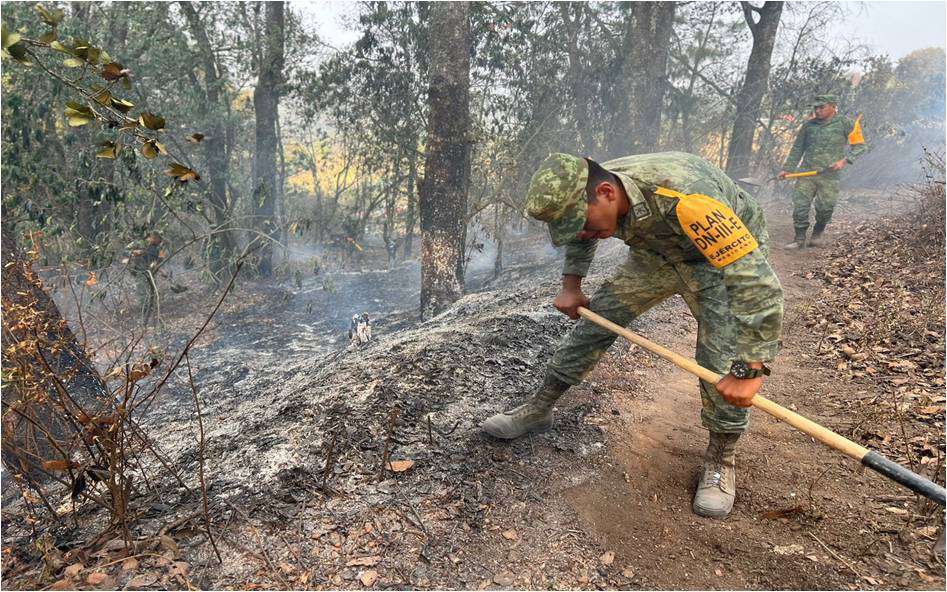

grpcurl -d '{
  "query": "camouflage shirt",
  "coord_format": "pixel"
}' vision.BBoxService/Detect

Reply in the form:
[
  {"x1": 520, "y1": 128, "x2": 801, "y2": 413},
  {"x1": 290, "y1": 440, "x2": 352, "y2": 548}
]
[
  {"x1": 561, "y1": 151, "x2": 783, "y2": 362},
  {"x1": 129, "y1": 241, "x2": 163, "y2": 273},
  {"x1": 782, "y1": 115, "x2": 868, "y2": 173}
]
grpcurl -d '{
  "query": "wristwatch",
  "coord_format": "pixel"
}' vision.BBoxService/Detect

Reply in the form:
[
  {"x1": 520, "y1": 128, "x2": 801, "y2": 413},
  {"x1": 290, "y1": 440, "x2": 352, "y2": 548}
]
[{"x1": 729, "y1": 360, "x2": 771, "y2": 379}]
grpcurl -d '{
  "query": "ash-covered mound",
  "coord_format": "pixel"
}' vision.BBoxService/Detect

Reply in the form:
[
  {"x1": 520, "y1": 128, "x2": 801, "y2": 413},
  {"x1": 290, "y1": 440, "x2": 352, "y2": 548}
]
[{"x1": 157, "y1": 240, "x2": 628, "y2": 502}]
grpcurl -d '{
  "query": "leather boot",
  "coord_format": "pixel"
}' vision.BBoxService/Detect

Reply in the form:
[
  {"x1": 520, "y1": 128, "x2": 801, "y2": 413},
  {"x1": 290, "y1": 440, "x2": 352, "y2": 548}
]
[
  {"x1": 693, "y1": 431, "x2": 740, "y2": 518},
  {"x1": 481, "y1": 374, "x2": 570, "y2": 440},
  {"x1": 783, "y1": 229, "x2": 807, "y2": 249},
  {"x1": 808, "y1": 222, "x2": 827, "y2": 247}
]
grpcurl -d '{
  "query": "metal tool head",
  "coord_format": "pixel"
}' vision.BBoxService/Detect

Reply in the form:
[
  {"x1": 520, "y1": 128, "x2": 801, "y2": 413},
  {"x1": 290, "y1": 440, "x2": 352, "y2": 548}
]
[{"x1": 736, "y1": 177, "x2": 766, "y2": 190}]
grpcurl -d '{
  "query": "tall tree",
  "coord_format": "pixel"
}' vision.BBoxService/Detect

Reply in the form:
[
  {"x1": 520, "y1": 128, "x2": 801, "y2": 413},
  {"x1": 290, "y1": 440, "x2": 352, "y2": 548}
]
[
  {"x1": 180, "y1": 2, "x2": 238, "y2": 283},
  {"x1": 251, "y1": 1, "x2": 285, "y2": 276},
  {"x1": 607, "y1": 2, "x2": 676, "y2": 158},
  {"x1": 725, "y1": 1, "x2": 783, "y2": 179},
  {"x1": 419, "y1": 2, "x2": 470, "y2": 318}
]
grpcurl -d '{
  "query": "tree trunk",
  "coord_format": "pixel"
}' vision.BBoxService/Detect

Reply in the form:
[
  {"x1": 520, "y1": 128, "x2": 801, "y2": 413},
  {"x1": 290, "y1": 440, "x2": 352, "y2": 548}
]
[
  {"x1": 725, "y1": 1, "x2": 783, "y2": 179},
  {"x1": 180, "y1": 2, "x2": 237, "y2": 283},
  {"x1": 1, "y1": 218, "x2": 108, "y2": 480},
  {"x1": 560, "y1": 3, "x2": 595, "y2": 154},
  {"x1": 607, "y1": 2, "x2": 676, "y2": 158},
  {"x1": 403, "y1": 147, "x2": 418, "y2": 259},
  {"x1": 419, "y1": 2, "x2": 470, "y2": 318},
  {"x1": 492, "y1": 204, "x2": 503, "y2": 280},
  {"x1": 251, "y1": 1, "x2": 285, "y2": 277}
]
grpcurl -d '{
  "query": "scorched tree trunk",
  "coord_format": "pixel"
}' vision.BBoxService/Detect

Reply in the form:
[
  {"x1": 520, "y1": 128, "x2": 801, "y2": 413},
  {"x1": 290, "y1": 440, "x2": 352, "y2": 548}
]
[{"x1": 419, "y1": 2, "x2": 471, "y2": 319}]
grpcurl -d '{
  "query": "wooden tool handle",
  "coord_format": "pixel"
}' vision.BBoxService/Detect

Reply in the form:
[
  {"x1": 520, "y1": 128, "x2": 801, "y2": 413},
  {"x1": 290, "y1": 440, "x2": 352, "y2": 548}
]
[
  {"x1": 576, "y1": 306, "x2": 947, "y2": 507},
  {"x1": 785, "y1": 170, "x2": 820, "y2": 179},
  {"x1": 577, "y1": 307, "x2": 870, "y2": 460}
]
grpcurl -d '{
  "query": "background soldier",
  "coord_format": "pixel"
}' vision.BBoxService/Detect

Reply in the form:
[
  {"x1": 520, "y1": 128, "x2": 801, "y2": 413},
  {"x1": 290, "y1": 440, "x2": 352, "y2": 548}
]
[
  {"x1": 779, "y1": 94, "x2": 868, "y2": 248},
  {"x1": 129, "y1": 231, "x2": 164, "y2": 323},
  {"x1": 481, "y1": 152, "x2": 784, "y2": 519}
]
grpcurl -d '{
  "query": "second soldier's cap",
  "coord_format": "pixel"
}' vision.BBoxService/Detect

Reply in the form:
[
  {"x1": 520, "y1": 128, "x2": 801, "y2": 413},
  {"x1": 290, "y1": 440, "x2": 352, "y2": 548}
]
[{"x1": 812, "y1": 93, "x2": 839, "y2": 107}]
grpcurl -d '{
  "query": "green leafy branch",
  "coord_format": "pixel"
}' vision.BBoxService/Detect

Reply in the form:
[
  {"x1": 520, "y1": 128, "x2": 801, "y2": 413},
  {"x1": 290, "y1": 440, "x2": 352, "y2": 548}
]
[{"x1": 2, "y1": 4, "x2": 201, "y2": 185}]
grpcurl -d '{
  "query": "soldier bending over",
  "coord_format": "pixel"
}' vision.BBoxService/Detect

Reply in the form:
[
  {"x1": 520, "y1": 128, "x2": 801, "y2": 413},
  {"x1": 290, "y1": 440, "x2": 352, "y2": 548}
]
[{"x1": 482, "y1": 152, "x2": 784, "y2": 518}]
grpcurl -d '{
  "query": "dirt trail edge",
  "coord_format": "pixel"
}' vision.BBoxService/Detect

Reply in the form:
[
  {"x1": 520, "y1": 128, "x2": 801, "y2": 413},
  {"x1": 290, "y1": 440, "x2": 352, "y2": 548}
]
[
  {"x1": 3, "y1": 193, "x2": 943, "y2": 591},
  {"x1": 562, "y1": 193, "x2": 945, "y2": 591}
]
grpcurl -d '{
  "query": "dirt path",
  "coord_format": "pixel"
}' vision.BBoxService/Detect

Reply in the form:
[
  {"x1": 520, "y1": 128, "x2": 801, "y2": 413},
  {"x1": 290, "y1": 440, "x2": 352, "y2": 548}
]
[
  {"x1": 554, "y1": 193, "x2": 945, "y2": 590},
  {"x1": 3, "y1": 193, "x2": 942, "y2": 591}
]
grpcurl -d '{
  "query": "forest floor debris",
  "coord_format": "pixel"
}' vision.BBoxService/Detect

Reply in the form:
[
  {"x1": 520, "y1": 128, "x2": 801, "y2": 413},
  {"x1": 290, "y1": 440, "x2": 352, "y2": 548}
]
[{"x1": 2, "y1": 193, "x2": 944, "y2": 590}]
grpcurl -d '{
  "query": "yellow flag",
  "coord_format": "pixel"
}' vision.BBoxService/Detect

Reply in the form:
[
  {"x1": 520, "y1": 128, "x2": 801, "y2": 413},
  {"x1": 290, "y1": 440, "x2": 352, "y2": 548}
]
[
  {"x1": 654, "y1": 187, "x2": 759, "y2": 268},
  {"x1": 848, "y1": 114, "x2": 865, "y2": 145}
]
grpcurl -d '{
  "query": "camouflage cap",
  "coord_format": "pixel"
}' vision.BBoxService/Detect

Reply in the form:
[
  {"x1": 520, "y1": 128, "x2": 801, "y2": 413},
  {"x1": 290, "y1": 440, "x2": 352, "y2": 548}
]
[
  {"x1": 812, "y1": 93, "x2": 839, "y2": 107},
  {"x1": 525, "y1": 153, "x2": 588, "y2": 246}
]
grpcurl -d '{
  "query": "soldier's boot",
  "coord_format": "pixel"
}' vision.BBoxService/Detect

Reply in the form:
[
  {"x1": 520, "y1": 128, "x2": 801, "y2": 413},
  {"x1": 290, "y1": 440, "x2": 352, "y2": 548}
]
[
  {"x1": 480, "y1": 374, "x2": 570, "y2": 440},
  {"x1": 692, "y1": 431, "x2": 740, "y2": 518},
  {"x1": 807, "y1": 222, "x2": 827, "y2": 247},
  {"x1": 783, "y1": 229, "x2": 808, "y2": 250}
]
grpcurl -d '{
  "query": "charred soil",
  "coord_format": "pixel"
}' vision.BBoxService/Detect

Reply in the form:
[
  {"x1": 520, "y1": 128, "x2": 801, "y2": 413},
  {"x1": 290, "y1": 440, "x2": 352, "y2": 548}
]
[{"x1": 2, "y1": 192, "x2": 944, "y2": 590}]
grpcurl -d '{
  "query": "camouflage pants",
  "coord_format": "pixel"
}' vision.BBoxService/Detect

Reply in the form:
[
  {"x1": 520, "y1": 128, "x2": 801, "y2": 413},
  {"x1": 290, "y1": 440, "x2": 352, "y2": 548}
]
[
  {"x1": 133, "y1": 271, "x2": 157, "y2": 323},
  {"x1": 792, "y1": 176, "x2": 840, "y2": 234},
  {"x1": 547, "y1": 250, "x2": 752, "y2": 434}
]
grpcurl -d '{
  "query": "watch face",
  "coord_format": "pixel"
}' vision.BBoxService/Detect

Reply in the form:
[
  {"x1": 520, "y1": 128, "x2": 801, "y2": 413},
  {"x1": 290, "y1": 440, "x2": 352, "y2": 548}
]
[{"x1": 731, "y1": 361, "x2": 748, "y2": 378}]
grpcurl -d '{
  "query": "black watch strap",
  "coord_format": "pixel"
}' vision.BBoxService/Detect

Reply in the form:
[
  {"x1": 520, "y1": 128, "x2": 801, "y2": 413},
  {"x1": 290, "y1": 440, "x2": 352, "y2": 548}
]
[
  {"x1": 744, "y1": 365, "x2": 771, "y2": 379},
  {"x1": 730, "y1": 361, "x2": 771, "y2": 379}
]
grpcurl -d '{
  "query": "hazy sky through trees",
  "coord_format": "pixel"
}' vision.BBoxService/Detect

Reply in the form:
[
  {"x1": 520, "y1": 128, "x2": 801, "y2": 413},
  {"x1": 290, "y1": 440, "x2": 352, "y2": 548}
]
[{"x1": 296, "y1": 1, "x2": 946, "y2": 61}]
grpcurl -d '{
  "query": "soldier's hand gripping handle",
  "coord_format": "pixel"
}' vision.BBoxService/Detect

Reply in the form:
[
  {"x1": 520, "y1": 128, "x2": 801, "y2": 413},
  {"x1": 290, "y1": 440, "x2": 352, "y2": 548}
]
[{"x1": 554, "y1": 274, "x2": 590, "y2": 320}]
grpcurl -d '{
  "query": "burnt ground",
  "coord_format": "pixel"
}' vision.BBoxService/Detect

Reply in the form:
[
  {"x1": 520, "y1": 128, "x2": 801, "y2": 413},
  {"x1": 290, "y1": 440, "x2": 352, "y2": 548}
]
[{"x1": 1, "y1": 189, "x2": 944, "y2": 590}]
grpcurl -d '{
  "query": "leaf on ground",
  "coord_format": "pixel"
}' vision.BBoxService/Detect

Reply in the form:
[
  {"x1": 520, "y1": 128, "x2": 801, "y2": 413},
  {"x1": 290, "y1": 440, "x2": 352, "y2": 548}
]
[
  {"x1": 85, "y1": 571, "x2": 108, "y2": 585},
  {"x1": 121, "y1": 557, "x2": 139, "y2": 571},
  {"x1": 127, "y1": 573, "x2": 158, "y2": 588},
  {"x1": 346, "y1": 556, "x2": 381, "y2": 567},
  {"x1": 501, "y1": 529, "x2": 517, "y2": 541},
  {"x1": 102, "y1": 538, "x2": 126, "y2": 552},
  {"x1": 139, "y1": 112, "x2": 166, "y2": 131},
  {"x1": 168, "y1": 561, "x2": 189, "y2": 578},
  {"x1": 387, "y1": 459, "x2": 414, "y2": 472},
  {"x1": 42, "y1": 459, "x2": 76, "y2": 471},
  {"x1": 64, "y1": 563, "x2": 83, "y2": 578},
  {"x1": 358, "y1": 569, "x2": 379, "y2": 587},
  {"x1": 492, "y1": 573, "x2": 514, "y2": 586},
  {"x1": 155, "y1": 551, "x2": 173, "y2": 567},
  {"x1": 49, "y1": 578, "x2": 74, "y2": 590},
  {"x1": 600, "y1": 550, "x2": 615, "y2": 565}
]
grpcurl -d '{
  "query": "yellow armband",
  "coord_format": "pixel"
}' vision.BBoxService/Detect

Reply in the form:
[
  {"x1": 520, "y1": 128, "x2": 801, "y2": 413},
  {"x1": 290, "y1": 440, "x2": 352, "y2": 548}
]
[{"x1": 654, "y1": 186, "x2": 759, "y2": 268}]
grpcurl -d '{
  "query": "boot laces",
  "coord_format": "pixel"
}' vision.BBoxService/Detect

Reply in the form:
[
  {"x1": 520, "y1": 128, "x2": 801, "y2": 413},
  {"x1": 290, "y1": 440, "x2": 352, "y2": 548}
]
[
  {"x1": 703, "y1": 440, "x2": 730, "y2": 489},
  {"x1": 704, "y1": 465, "x2": 724, "y2": 488},
  {"x1": 506, "y1": 402, "x2": 540, "y2": 419}
]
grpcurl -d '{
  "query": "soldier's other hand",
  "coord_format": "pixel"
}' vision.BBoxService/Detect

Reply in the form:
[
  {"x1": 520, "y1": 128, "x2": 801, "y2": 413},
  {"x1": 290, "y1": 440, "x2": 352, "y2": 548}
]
[
  {"x1": 777, "y1": 171, "x2": 789, "y2": 179},
  {"x1": 715, "y1": 374, "x2": 762, "y2": 408},
  {"x1": 553, "y1": 287, "x2": 589, "y2": 320},
  {"x1": 829, "y1": 159, "x2": 847, "y2": 171}
]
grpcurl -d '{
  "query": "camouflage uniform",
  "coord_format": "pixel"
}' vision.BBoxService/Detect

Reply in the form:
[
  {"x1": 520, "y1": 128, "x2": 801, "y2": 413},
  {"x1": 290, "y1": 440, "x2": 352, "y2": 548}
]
[
  {"x1": 783, "y1": 95, "x2": 868, "y2": 238},
  {"x1": 530, "y1": 152, "x2": 784, "y2": 433},
  {"x1": 129, "y1": 240, "x2": 162, "y2": 322}
]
